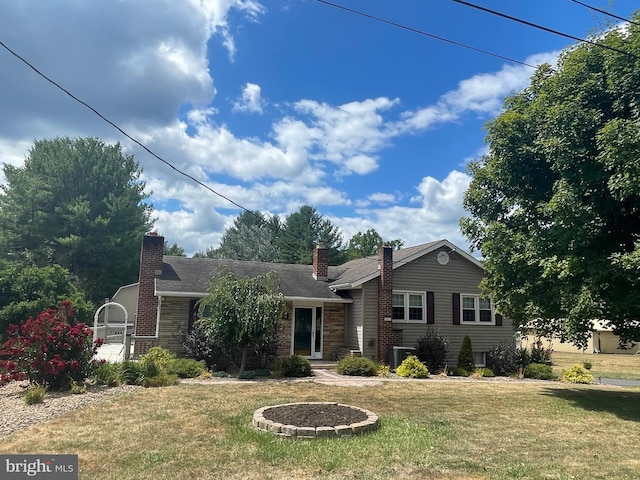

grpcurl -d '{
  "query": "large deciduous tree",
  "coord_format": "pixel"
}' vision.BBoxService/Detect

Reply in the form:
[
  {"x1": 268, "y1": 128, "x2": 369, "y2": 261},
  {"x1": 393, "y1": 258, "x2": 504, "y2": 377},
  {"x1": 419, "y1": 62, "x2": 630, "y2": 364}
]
[
  {"x1": 0, "y1": 137, "x2": 153, "y2": 302},
  {"x1": 461, "y1": 19, "x2": 640, "y2": 346},
  {"x1": 345, "y1": 229, "x2": 403, "y2": 260},
  {"x1": 197, "y1": 271, "x2": 286, "y2": 371},
  {"x1": 0, "y1": 260, "x2": 92, "y2": 341},
  {"x1": 278, "y1": 205, "x2": 344, "y2": 265}
]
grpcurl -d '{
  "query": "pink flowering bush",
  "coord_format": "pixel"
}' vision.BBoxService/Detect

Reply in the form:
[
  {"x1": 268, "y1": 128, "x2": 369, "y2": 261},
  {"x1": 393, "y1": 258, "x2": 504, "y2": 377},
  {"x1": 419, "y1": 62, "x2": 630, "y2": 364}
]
[{"x1": 0, "y1": 300, "x2": 102, "y2": 390}]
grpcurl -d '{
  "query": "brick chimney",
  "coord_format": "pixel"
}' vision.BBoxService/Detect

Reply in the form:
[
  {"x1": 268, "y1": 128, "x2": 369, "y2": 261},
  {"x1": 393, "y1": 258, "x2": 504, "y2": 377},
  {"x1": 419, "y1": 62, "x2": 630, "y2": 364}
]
[
  {"x1": 134, "y1": 233, "x2": 164, "y2": 355},
  {"x1": 312, "y1": 242, "x2": 329, "y2": 281},
  {"x1": 377, "y1": 245, "x2": 393, "y2": 363}
]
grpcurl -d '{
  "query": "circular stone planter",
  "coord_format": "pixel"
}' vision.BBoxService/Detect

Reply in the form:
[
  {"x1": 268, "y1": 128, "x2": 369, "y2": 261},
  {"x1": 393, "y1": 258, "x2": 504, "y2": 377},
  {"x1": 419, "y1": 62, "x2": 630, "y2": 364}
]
[{"x1": 253, "y1": 402, "x2": 379, "y2": 439}]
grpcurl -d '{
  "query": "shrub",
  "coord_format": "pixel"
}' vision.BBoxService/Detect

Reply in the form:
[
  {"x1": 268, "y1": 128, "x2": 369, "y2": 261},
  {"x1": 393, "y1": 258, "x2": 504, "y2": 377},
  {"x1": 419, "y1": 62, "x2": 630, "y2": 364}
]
[
  {"x1": 181, "y1": 324, "x2": 231, "y2": 371},
  {"x1": 487, "y1": 341, "x2": 521, "y2": 376},
  {"x1": 448, "y1": 366, "x2": 469, "y2": 377},
  {"x1": 119, "y1": 360, "x2": 145, "y2": 385},
  {"x1": 582, "y1": 360, "x2": 592, "y2": 370},
  {"x1": 0, "y1": 301, "x2": 100, "y2": 390},
  {"x1": 415, "y1": 329, "x2": 449, "y2": 373},
  {"x1": 70, "y1": 380, "x2": 87, "y2": 394},
  {"x1": 237, "y1": 370, "x2": 257, "y2": 380},
  {"x1": 470, "y1": 367, "x2": 495, "y2": 378},
  {"x1": 166, "y1": 358, "x2": 207, "y2": 378},
  {"x1": 211, "y1": 371, "x2": 230, "y2": 378},
  {"x1": 254, "y1": 368, "x2": 271, "y2": 377},
  {"x1": 92, "y1": 361, "x2": 121, "y2": 386},
  {"x1": 395, "y1": 355, "x2": 429, "y2": 378},
  {"x1": 524, "y1": 363, "x2": 556, "y2": 380},
  {"x1": 336, "y1": 356, "x2": 379, "y2": 376},
  {"x1": 457, "y1": 336, "x2": 475, "y2": 372},
  {"x1": 23, "y1": 384, "x2": 46, "y2": 405},
  {"x1": 530, "y1": 339, "x2": 553, "y2": 365},
  {"x1": 142, "y1": 373, "x2": 178, "y2": 387},
  {"x1": 560, "y1": 365, "x2": 593, "y2": 384},
  {"x1": 377, "y1": 363, "x2": 390, "y2": 377},
  {"x1": 140, "y1": 347, "x2": 176, "y2": 372},
  {"x1": 272, "y1": 355, "x2": 312, "y2": 378}
]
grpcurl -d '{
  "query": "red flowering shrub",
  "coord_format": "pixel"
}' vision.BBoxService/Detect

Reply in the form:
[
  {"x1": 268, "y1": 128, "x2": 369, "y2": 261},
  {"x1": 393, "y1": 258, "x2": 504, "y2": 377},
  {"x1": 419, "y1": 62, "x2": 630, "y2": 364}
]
[{"x1": 0, "y1": 300, "x2": 102, "y2": 390}]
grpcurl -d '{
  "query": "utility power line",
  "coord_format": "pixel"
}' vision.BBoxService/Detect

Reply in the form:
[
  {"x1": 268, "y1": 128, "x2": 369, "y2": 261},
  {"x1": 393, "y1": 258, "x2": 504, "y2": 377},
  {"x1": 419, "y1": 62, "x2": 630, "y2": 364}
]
[
  {"x1": 0, "y1": 39, "x2": 250, "y2": 214},
  {"x1": 569, "y1": 0, "x2": 640, "y2": 28},
  {"x1": 0, "y1": 38, "x2": 344, "y2": 255},
  {"x1": 315, "y1": 0, "x2": 538, "y2": 68},
  {"x1": 452, "y1": 0, "x2": 640, "y2": 61}
]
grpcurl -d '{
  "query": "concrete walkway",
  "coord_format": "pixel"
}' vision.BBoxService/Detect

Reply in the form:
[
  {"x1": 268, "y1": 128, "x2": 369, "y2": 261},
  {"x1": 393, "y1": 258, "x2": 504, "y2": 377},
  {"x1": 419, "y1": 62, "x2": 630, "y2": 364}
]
[{"x1": 595, "y1": 377, "x2": 640, "y2": 387}]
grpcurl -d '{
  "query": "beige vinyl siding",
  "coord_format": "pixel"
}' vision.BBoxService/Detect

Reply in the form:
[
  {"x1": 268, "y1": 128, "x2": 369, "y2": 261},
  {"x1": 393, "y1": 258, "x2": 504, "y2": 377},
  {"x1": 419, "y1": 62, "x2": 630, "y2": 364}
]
[
  {"x1": 386, "y1": 248, "x2": 515, "y2": 366},
  {"x1": 362, "y1": 281, "x2": 379, "y2": 359}
]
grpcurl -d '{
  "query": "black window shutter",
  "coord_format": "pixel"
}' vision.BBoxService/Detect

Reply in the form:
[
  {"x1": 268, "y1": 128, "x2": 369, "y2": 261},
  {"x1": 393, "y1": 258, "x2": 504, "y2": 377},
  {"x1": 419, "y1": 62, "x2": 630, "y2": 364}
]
[
  {"x1": 427, "y1": 291, "x2": 435, "y2": 324},
  {"x1": 452, "y1": 293, "x2": 460, "y2": 325},
  {"x1": 495, "y1": 313, "x2": 503, "y2": 326}
]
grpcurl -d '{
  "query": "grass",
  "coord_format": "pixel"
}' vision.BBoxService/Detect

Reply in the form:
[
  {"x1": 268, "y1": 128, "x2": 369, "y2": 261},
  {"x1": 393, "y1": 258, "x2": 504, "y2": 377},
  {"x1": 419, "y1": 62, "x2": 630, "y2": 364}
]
[
  {"x1": 551, "y1": 352, "x2": 640, "y2": 380},
  {"x1": 1, "y1": 380, "x2": 639, "y2": 479}
]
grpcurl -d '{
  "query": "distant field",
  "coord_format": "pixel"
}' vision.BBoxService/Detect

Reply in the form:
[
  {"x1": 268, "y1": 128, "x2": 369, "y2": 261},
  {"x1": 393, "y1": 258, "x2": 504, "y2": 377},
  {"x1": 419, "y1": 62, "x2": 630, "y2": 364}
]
[{"x1": 552, "y1": 352, "x2": 640, "y2": 380}]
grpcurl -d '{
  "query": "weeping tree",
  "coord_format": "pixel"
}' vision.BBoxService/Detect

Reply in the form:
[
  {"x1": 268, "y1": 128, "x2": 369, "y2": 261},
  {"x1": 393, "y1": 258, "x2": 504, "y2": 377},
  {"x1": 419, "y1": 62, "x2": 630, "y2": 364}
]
[{"x1": 197, "y1": 271, "x2": 286, "y2": 371}]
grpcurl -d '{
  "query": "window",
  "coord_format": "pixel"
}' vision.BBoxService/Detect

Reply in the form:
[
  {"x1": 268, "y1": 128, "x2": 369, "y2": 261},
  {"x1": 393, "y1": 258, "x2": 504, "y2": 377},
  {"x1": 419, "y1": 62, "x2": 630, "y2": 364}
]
[
  {"x1": 392, "y1": 292, "x2": 425, "y2": 322},
  {"x1": 473, "y1": 352, "x2": 486, "y2": 367},
  {"x1": 460, "y1": 295, "x2": 494, "y2": 324}
]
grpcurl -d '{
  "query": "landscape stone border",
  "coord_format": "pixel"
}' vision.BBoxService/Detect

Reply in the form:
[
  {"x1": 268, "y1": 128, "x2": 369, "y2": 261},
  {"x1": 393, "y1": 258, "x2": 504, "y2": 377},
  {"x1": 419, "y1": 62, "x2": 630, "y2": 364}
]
[{"x1": 252, "y1": 402, "x2": 379, "y2": 439}]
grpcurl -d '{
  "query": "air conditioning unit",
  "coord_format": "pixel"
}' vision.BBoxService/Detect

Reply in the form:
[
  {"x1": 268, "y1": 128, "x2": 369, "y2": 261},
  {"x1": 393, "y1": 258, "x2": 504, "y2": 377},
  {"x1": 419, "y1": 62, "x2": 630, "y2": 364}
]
[{"x1": 388, "y1": 346, "x2": 416, "y2": 370}]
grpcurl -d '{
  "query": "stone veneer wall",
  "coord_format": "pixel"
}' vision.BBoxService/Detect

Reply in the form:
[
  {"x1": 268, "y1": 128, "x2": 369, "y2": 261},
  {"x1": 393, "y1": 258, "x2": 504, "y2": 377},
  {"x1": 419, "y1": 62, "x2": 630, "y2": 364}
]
[
  {"x1": 277, "y1": 301, "x2": 346, "y2": 361},
  {"x1": 323, "y1": 303, "x2": 346, "y2": 361},
  {"x1": 158, "y1": 298, "x2": 346, "y2": 362},
  {"x1": 157, "y1": 296, "x2": 191, "y2": 353}
]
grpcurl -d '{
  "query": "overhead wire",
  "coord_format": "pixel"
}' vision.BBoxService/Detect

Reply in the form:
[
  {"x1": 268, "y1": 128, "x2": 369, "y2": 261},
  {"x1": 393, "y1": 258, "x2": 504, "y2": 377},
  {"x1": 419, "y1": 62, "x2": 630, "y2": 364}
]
[
  {"x1": 568, "y1": 0, "x2": 640, "y2": 28},
  {"x1": 314, "y1": 0, "x2": 538, "y2": 68},
  {"x1": 452, "y1": 0, "x2": 640, "y2": 61},
  {"x1": 0, "y1": 39, "x2": 250, "y2": 214},
  {"x1": 0, "y1": 38, "x2": 342, "y2": 256}
]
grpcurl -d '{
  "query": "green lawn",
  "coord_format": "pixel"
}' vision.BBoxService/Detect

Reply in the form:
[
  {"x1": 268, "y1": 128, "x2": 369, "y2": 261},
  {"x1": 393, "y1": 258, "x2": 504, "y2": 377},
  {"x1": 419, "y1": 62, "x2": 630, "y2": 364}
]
[{"x1": 1, "y1": 380, "x2": 639, "y2": 479}]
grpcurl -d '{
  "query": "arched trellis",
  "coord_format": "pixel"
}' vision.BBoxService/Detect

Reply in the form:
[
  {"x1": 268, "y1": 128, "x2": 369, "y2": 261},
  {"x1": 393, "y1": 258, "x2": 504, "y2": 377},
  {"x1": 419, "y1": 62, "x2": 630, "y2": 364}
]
[{"x1": 93, "y1": 302, "x2": 129, "y2": 345}]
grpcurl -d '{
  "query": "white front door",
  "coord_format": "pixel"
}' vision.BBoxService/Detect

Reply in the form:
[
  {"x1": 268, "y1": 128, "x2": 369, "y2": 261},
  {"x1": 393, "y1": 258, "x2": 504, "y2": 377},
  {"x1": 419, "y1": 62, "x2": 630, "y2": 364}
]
[{"x1": 292, "y1": 306, "x2": 323, "y2": 359}]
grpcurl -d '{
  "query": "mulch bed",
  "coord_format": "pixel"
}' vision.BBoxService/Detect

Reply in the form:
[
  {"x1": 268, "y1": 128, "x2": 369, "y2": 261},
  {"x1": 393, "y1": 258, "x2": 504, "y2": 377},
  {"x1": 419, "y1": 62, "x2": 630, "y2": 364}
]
[{"x1": 262, "y1": 403, "x2": 368, "y2": 428}]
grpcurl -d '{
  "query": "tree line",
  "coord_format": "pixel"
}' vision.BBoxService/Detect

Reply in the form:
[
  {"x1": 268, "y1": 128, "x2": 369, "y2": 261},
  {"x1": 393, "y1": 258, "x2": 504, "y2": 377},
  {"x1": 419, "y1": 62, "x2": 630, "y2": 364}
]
[
  {"x1": 0, "y1": 137, "x2": 400, "y2": 338},
  {"x1": 193, "y1": 207, "x2": 403, "y2": 266}
]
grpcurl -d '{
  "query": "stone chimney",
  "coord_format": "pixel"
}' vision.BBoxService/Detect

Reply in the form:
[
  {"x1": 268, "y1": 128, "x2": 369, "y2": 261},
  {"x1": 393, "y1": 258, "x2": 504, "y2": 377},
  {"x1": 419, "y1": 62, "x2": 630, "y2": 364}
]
[
  {"x1": 134, "y1": 233, "x2": 164, "y2": 355},
  {"x1": 312, "y1": 242, "x2": 329, "y2": 281},
  {"x1": 377, "y1": 245, "x2": 393, "y2": 362}
]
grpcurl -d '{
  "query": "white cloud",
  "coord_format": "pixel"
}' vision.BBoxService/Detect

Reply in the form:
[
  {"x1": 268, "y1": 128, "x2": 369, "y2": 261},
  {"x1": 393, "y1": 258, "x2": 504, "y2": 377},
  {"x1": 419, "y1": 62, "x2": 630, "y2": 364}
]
[
  {"x1": 340, "y1": 170, "x2": 472, "y2": 249},
  {"x1": 397, "y1": 51, "x2": 560, "y2": 133},
  {"x1": 189, "y1": 0, "x2": 266, "y2": 61},
  {"x1": 233, "y1": 83, "x2": 265, "y2": 114},
  {"x1": 368, "y1": 193, "x2": 397, "y2": 204},
  {"x1": 0, "y1": 0, "x2": 566, "y2": 256}
]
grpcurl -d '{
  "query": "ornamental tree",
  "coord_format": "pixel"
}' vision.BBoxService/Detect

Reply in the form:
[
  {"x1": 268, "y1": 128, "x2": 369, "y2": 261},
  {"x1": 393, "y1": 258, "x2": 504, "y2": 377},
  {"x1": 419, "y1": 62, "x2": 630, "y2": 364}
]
[
  {"x1": 0, "y1": 300, "x2": 101, "y2": 389},
  {"x1": 197, "y1": 271, "x2": 286, "y2": 372},
  {"x1": 461, "y1": 17, "x2": 640, "y2": 347}
]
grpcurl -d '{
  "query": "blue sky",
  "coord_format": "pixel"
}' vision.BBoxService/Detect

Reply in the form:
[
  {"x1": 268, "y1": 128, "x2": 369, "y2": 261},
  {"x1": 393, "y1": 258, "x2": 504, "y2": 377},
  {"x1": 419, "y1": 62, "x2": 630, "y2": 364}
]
[{"x1": 0, "y1": 1, "x2": 638, "y2": 255}]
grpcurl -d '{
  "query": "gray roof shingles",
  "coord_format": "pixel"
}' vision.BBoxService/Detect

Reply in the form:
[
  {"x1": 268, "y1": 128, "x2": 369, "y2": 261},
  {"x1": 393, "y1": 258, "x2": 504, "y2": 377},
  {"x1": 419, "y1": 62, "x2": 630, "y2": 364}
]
[
  {"x1": 156, "y1": 241, "x2": 444, "y2": 300},
  {"x1": 156, "y1": 256, "x2": 350, "y2": 301}
]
